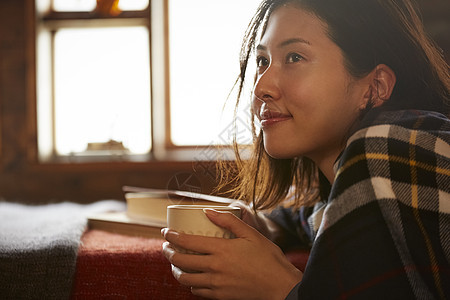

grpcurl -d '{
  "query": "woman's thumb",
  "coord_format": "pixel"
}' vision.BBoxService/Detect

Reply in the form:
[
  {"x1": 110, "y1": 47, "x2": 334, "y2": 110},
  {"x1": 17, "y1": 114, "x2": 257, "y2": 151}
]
[{"x1": 203, "y1": 208, "x2": 259, "y2": 239}]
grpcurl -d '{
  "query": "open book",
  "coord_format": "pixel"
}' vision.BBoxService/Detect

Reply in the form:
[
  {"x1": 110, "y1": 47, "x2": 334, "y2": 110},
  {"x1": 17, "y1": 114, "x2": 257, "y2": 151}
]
[{"x1": 88, "y1": 186, "x2": 234, "y2": 239}]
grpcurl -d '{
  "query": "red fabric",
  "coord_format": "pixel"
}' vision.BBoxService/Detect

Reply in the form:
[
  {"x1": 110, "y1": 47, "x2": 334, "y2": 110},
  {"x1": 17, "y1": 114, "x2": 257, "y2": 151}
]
[
  {"x1": 285, "y1": 248, "x2": 310, "y2": 272},
  {"x1": 71, "y1": 230, "x2": 309, "y2": 299}
]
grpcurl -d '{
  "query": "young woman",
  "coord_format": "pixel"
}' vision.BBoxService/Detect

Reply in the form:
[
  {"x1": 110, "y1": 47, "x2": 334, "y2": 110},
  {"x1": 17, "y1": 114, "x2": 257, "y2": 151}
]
[{"x1": 162, "y1": 0, "x2": 450, "y2": 299}]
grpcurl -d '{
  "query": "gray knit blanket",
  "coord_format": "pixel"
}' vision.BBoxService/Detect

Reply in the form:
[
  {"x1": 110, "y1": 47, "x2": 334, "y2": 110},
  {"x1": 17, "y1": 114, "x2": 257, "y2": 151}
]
[{"x1": 0, "y1": 200, "x2": 125, "y2": 300}]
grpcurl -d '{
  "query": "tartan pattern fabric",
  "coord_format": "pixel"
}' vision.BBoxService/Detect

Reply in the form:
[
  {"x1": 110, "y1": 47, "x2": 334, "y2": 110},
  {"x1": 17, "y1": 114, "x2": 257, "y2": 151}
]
[{"x1": 288, "y1": 109, "x2": 450, "y2": 299}]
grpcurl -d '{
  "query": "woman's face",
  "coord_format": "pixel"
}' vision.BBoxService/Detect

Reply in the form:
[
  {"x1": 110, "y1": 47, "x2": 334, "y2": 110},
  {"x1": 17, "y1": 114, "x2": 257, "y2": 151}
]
[{"x1": 253, "y1": 4, "x2": 369, "y2": 169}]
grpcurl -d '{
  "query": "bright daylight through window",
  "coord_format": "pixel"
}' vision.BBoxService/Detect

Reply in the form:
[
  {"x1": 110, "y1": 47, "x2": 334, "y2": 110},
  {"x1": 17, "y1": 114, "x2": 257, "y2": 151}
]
[
  {"x1": 53, "y1": 27, "x2": 151, "y2": 155},
  {"x1": 36, "y1": 0, "x2": 260, "y2": 160},
  {"x1": 169, "y1": 0, "x2": 260, "y2": 146}
]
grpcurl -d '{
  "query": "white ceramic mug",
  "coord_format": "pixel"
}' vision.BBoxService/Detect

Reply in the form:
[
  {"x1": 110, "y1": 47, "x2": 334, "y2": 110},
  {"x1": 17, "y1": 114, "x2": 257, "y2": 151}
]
[{"x1": 167, "y1": 205, "x2": 241, "y2": 239}]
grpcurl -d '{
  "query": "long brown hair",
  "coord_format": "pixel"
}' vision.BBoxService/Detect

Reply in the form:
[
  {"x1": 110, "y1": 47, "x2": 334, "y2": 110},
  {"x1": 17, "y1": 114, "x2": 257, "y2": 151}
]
[{"x1": 218, "y1": 0, "x2": 450, "y2": 210}]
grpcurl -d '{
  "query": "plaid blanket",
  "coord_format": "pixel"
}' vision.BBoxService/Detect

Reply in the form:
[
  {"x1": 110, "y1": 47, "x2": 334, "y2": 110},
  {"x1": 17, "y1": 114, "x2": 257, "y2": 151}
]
[{"x1": 281, "y1": 109, "x2": 450, "y2": 299}]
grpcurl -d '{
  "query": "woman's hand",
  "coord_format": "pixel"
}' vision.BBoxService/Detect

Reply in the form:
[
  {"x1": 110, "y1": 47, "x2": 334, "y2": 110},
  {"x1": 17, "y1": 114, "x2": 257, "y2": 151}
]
[
  {"x1": 161, "y1": 209, "x2": 303, "y2": 300},
  {"x1": 230, "y1": 200, "x2": 290, "y2": 246}
]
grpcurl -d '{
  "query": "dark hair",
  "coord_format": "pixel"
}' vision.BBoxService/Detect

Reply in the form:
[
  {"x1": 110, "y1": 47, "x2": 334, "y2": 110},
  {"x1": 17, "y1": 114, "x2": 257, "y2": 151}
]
[{"x1": 219, "y1": 0, "x2": 450, "y2": 209}]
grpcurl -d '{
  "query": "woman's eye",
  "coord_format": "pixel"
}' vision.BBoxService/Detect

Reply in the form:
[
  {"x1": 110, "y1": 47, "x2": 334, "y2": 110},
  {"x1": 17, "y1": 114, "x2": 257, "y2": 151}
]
[
  {"x1": 286, "y1": 53, "x2": 304, "y2": 63},
  {"x1": 256, "y1": 56, "x2": 269, "y2": 68}
]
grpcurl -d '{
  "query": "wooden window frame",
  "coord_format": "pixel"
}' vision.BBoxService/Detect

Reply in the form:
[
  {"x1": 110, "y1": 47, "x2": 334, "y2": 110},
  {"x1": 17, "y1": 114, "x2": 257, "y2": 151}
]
[
  {"x1": 34, "y1": 0, "x2": 235, "y2": 164},
  {"x1": 36, "y1": 2, "x2": 153, "y2": 162},
  {"x1": 0, "y1": 0, "x2": 229, "y2": 203}
]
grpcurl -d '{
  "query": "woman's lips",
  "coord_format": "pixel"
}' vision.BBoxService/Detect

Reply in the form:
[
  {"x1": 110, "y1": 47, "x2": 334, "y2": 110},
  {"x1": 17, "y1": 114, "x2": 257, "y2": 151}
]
[{"x1": 259, "y1": 110, "x2": 292, "y2": 127}]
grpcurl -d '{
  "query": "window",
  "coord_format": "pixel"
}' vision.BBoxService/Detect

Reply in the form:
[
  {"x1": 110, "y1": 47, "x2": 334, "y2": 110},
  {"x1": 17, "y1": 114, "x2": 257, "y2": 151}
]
[
  {"x1": 168, "y1": 0, "x2": 259, "y2": 146},
  {"x1": 36, "y1": 0, "x2": 260, "y2": 162},
  {"x1": 36, "y1": 0, "x2": 151, "y2": 161}
]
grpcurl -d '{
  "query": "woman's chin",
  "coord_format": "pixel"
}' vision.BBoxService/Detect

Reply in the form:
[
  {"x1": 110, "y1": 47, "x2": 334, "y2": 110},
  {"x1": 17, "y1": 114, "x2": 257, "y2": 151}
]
[{"x1": 264, "y1": 147, "x2": 297, "y2": 160}]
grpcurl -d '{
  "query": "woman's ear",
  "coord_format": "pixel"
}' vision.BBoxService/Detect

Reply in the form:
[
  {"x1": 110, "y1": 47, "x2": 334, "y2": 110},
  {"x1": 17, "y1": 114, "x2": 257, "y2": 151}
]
[{"x1": 363, "y1": 64, "x2": 396, "y2": 108}]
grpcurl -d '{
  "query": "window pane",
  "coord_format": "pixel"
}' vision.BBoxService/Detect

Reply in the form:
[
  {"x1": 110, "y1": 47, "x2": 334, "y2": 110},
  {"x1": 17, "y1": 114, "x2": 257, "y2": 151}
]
[
  {"x1": 52, "y1": 0, "x2": 148, "y2": 12},
  {"x1": 53, "y1": 0, "x2": 96, "y2": 12},
  {"x1": 169, "y1": 0, "x2": 260, "y2": 146},
  {"x1": 53, "y1": 27, "x2": 151, "y2": 155},
  {"x1": 119, "y1": 0, "x2": 149, "y2": 11}
]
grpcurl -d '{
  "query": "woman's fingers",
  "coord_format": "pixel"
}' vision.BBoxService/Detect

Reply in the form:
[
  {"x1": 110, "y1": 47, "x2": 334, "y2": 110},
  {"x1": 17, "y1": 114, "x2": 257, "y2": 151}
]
[
  {"x1": 162, "y1": 209, "x2": 265, "y2": 256},
  {"x1": 162, "y1": 210, "x2": 269, "y2": 275},
  {"x1": 190, "y1": 287, "x2": 215, "y2": 299},
  {"x1": 203, "y1": 209, "x2": 264, "y2": 239},
  {"x1": 161, "y1": 210, "x2": 303, "y2": 299},
  {"x1": 162, "y1": 228, "x2": 227, "y2": 254},
  {"x1": 162, "y1": 242, "x2": 214, "y2": 273},
  {"x1": 162, "y1": 226, "x2": 303, "y2": 300},
  {"x1": 171, "y1": 264, "x2": 220, "y2": 288},
  {"x1": 171, "y1": 265, "x2": 234, "y2": 300}
]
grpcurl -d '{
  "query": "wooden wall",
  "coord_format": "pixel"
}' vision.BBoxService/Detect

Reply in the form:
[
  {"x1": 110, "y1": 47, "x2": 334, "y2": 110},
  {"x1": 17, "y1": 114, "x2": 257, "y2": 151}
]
[{"x1": 0, "y1": 0, "x2": 448, "y2": 204}]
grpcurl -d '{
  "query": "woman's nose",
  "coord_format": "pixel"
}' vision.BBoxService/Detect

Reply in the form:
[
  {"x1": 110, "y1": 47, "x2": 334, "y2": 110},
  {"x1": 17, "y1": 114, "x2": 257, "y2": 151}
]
[{"x1": 253, "y1": 66, "x2": 281, "y2": 102}]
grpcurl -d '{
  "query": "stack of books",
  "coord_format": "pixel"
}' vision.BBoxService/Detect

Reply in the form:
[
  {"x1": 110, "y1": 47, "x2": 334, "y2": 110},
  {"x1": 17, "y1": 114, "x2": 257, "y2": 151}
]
[{"x1": 87, "y1": 186, "x2": 233, "y2": 239}]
